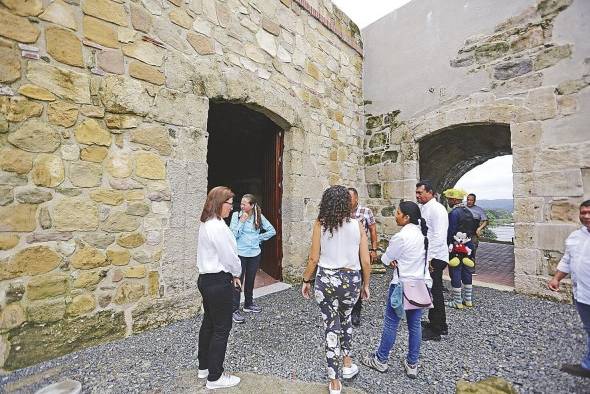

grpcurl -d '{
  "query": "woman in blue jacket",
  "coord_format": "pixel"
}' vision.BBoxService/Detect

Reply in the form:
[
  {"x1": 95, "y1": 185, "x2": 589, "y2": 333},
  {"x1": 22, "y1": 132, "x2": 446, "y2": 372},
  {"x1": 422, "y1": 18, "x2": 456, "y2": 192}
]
[{"x1": 229, "y1": 193, "x2": 276, "y2": 323}]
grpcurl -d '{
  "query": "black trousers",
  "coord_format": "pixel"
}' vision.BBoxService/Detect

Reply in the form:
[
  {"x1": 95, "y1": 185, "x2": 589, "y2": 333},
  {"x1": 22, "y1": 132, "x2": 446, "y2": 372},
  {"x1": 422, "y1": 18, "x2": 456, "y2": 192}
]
[
  {"x1": 428, "y1": 258, "x2": 448, "y2": 332},
  {"x1": 233, "y1": 254, "x2": 261, "y2": 310},
  {"x1": 197, "y1": 272, "x2": 234, "y2": 382}
]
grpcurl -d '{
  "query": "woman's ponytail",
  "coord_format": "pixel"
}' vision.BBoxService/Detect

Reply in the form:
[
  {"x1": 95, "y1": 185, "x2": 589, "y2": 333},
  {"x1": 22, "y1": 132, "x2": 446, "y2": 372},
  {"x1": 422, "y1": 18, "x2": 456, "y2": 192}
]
[{"x1": 419, "y1": 217, "x2": 429, "y2": 253}]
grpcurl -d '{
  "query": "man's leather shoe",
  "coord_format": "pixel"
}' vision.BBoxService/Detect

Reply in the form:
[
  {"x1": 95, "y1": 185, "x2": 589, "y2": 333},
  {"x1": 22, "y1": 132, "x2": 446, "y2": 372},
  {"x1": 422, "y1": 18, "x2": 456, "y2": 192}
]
[
  {"x1": 421, "y1": 321, "x2": 448, "y2": 336},
  {"x1": 561, "y1": 363, "x2": 590, "y2": 378}
]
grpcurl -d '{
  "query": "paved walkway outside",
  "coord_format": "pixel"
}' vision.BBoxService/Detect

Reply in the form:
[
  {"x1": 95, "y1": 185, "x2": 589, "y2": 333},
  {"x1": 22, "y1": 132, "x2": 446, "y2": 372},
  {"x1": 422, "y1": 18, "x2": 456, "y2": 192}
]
[{"x1": 473, "y1": 242, "x2": 515, "y2": 287}]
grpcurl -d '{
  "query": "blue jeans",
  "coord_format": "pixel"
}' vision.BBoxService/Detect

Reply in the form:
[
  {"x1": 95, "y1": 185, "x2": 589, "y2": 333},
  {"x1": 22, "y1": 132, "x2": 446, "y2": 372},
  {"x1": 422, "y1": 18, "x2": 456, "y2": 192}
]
[
  {"x1": 449, "y1": 264, "x2": 473, "y2": 288},
  {"x1": 376, "y1": 284, "x2": 422, "y2": 365},
  {"x1": 576, "y1": 301, "x2": 590, "y2": 370}
]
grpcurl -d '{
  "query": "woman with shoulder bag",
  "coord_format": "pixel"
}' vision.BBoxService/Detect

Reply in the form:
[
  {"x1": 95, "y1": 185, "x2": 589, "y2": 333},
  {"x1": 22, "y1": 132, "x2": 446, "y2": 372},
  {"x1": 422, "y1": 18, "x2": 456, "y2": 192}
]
[
  {"x1": 301, "y1": 185, "x2": 371, "y2": 394},
  {"x1": 362, "y1": 201, "x2": 431, "y2": 379}
]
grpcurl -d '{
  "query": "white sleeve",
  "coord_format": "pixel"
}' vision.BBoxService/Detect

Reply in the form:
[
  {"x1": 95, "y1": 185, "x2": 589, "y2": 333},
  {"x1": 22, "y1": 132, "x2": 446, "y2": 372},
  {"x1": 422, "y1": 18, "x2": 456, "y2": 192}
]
[
  {"x1": 212, "y1": 223, "x2": 242, "y2": 277},
  {"x1": 381, "y1": 233, "x2": 403, "y2": 265},
  {"x1": 556, "y1": 233, "x2": 576, "y2": 274}
]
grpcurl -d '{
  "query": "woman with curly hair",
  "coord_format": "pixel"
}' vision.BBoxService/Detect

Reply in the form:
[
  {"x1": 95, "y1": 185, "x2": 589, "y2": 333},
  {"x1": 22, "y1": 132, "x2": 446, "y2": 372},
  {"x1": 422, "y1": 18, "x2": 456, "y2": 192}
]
[{"x1": 301, "y1": 185, "x2": 371, "y2": 394}]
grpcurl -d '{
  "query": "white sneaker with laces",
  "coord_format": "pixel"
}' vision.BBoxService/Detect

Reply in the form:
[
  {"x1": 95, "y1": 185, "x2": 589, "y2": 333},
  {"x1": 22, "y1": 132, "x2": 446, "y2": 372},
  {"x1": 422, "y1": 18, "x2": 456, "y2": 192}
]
[
  {"x1": 328, "y1": 380, "x2": 342, "y2": 394},
  {"x1": 197, "y1": 369, "x2": 208, "y2": 379},
  {"x1": 403, "y1": 359, "x2": 418, "y2": 379},
  {"x1": 342, "y1": 363, "x2": 359, "y2": 379},
  {"x1": 205, "y1": 373, "x2": 241, "y2": 389}
]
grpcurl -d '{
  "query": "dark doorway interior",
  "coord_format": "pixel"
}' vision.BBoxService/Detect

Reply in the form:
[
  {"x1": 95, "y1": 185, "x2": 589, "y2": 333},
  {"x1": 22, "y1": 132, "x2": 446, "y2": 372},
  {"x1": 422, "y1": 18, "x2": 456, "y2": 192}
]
[{"x1": 207, "y1": 102, "x2": 284, "y2": 280}]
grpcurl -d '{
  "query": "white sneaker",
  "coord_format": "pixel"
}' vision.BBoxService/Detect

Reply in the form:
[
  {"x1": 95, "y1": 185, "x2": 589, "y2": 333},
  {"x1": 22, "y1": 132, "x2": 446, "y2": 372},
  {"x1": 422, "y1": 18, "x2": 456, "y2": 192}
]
[
  {"x1": 328, "y1": 380, "x2": 342, "y2": 394},
  {"x1": 403, "y1": 359, "x2": 418, "y2": 379},
  {"x1": 197, "y1": 369, "x2": 208, "y2": 379},
  {"x1": 342, "y1": 363, "x2": 359, "y2": 379},
  {"x1": 205, "y1": 373, "x2": 240, "y2": 389}
]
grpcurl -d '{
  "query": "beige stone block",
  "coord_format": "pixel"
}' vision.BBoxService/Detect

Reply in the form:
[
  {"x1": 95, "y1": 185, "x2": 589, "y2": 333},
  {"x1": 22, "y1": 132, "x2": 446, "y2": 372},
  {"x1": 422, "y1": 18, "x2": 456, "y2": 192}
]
[
  {"x1": 60, "y1": 144, "x2": 80, "y2": 161},
  {"x1": 0, "y1": 204, "x2": 37, "y2": 233},
  {"x1": 513, "y1": 197, "x2": 544, "y2": 223},
  {"x1": 46, "y1": 26, "x2": 84, "y2": 68},
  {"x1": 69, "y1": 161, "x2": 103, "y2": 188},
  {"x1": 53, "y1": 197, "x2": 99, "y2": 231},
  {"x1": 514, "y1": 223, "x2": 534, "y2": 248},
  {"x1": 256, "y1": 29, "x2": 277, "y2": 57},
  {"x1": 107, "y1": 248, "x2": 131, "y2": 265},
  {"x1": 101, "y1": 212, "x2": 140, "y2": 232},
  {"x1": 75, "y1": 119, "x2": 112, "y2": 146},
  {"x1": 130, "y1": 126, "x2": 172, "y2": 155},
  {"x1": 27, "y1": 62, "x2": 91, "y2": 104},
  {"x1": 32, "y1": 154, "x2": 65, "y2": 187},
  {"x1": 126, "y1": 202, "x2": 149, "y2": 216},
  {"x1": 40, "y1": 0, "x2": 77, "y2": 30},
  {"x1": 512, "y1": 147, "x2": 534, "y2": 173},
  {"x1": 525, "y1": 87, "x2": 557, "y2": 121},
  {"x1": 27, "y1": 298, "x2": 66, "y2": 323},
  {"x1": 0, "y1": 246, "x2": 61, "y2": 281},
  {"x1": 105, "y1": 153, "x2": 132, "y2": 179},
  {"x1": 1, "y1": 96, "x2": 43, "y2": 122},
  {"x1": 0, "y1": 9, "x2": 40, "y2": 43},
  {"x1": 99, "y1": 75, "x2": 151, "y2": 116},
  {"x1": 26, "y1": 273, "x2": 68, "y2": 300},
  {"x1": 130, "y1": 3, "x2": 152, "y2": 33},
  {"x1": 125, "y1": 266, "x2": 146, "y2": 278},
  {"x1": 8, "y1": 119, "x2": 61, "y2": 153},
  {"x1": 558, "y1": 95, "x2": 577, "y2": 116},
  {"x1": 1, "y1": 0, "x2": 43, "y2": 16},
  {"x1": 0, "y1": 303, "x2": 25, "y2": 330},
  {"x1": 148, "y1": 271, "x2": 159, "y2": 297},
  {"x1": 18, "y1": 84, "x2": 56, "y2": 101},
  {"x1": 48, "y1": 101, "x2": 79, "y2": 128},
  {"x1": 134, "y1": 152, "x2": 165, "y2": 180},
  {"x1": 105, "y1": 114, "x2": 140, "y2": 129},
  {"x1": 513, "y1": 247, "x2": 544, "y2": 275},
  {"x1": 0, "y1": 46, "x2": 20, "y2": 83},
  {"x1": 82, "y1": 0, "x2": 128, "y2": 26},
  {"x1": 73, "y1": 270, "x2": 105, "y2": 288},
  {"x1": 71, "y1": 245, "x2": 108, "y2": 270},
  {"x1": 187, "y1": 31, "x2": 215, "y2": 55},
  {"x1": 169, "y1": 8, "x2": 192, "y2": 29},
  {"x1": 80, "y1": 146, "x2": 109, "y2": 163},
  {"x1": 0, "y1": 233, "x2": 19, "y2": 250},
  {"x1": 0, "y1": 146, "x2": 33, "y2": 174},
  {"x1": 245, "y1": 43, "x2": 265, "y2": 63},
  {"x1": 152, "y1": 89, "x2": 207, "y2": 127},
  {"x1": 533, "y1": 145, "x2": 579, "y2": 172},
  {"x1": 535, "y1": 223, "x2": 578, "y2": 252},
  {"x1": 125, "y1": 190, "x2": 145, "y2": 201},
  {"x1": 129, "y1": 61, "x2": 165, "y2": 85},
  {"x1": 116, "y1": 232, "x2": 145, "y2": 248},
  {"x1": 513, "y1": 173, "x2": 533, "y2": 198},
  {"x1": 550, "y1": 199, "x2": 579, "y2": 223},
  {"x1": 113, "y1": 281, "x2": 144, "y2": 304},
  {"x1": 122, "y1": 41, "x2": 164, "y2": 66},
  {"x1": 67, "y1": 293, "x2": 97, "y2": 316},
  {"x1": 80, "y1": 105, "x2": 105, "y2": 118},
  {"x1": 90, "y1": 189, "x2": 124, "y2": 205},
  {"x1": 532, "y1": 170, "x2": 583, "y2": 197},
  {"x1": 510, "y1": 121, "x2": 542, "y2": 148},
  {"x1": 83, "y1": 15, "x2": 119, "y2": 48}
]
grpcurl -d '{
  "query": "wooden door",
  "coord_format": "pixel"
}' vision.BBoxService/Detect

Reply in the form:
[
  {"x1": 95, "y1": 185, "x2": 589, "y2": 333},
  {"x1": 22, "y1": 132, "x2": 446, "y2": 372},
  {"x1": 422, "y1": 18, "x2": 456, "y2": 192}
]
[{"x1": 260, "y1": 129, "x2": 283, "y2": 280}]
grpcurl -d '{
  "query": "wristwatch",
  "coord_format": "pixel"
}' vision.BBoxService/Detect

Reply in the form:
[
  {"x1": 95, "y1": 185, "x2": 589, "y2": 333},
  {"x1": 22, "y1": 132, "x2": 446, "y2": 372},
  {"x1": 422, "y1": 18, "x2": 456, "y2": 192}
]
[{"x1": 302, "y1": 277, "x2": 314, "y2": 284}]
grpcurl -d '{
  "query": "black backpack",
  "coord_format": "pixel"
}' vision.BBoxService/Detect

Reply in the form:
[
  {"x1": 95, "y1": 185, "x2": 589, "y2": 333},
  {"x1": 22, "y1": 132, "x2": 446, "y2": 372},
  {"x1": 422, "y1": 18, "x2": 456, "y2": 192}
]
[{"x1": 455, "y1": 206, "x2": 478, "y2": 238}]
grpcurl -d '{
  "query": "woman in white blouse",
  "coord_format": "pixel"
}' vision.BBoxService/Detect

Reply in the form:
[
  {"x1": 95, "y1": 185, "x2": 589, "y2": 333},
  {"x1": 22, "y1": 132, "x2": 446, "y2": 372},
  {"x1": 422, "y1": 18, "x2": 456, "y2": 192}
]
[
  {"x1": 196, "y1": 186, "x2": 242, "y2": 390},
  {"x1": 301, "y1": 185, "x2": 371, "y2": 394},
  {"x1": 362, "y1": 201, "x2": 431, "y2": 379}
]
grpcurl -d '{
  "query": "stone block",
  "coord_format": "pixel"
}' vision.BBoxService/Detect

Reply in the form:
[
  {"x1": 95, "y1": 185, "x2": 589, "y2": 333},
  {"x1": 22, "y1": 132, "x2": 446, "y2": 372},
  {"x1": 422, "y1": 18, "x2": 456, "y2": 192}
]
[
  {"x1": 83, "y1": 15, "x2": 119, "y2": 48},
  {"x1": 0, "y1": 147, "x2": 33, "y2": 175},
  {"x1": 0, "y1": 233, "x2": 19, "y2": 250},
  {"x1": 80, "y1": 146, "x2": 108, "y2": 163},
  {"x1": 169, "y1": 8, "x2": 193, "y2": 29},
  {"x1": 106, "y1": 248, "x2": 130, "y2": 265},
  {"x1": 117, "y1": 232, "x2": 145, "y2": 248},
  {"x1": 534, "y1": 45, "x2": 572, "y2": 70},
  {"x1": 105, "y1": 152, "x2": 133, "y2": 178},
  {"x1": 69, "y1": 161, "x2": 103, "y2": 188},
  {"x1": 122, "y1": 41, "x2": 164, "y2": 66},
  {"x1": 129, "y1": 61, "x2": 165, "y2": 85},
  {"x1": 66, "y1": 293, "x2": 96, "y2": 317},
  {"x1": 81, "y1": 105, "x2": 105, "y2": 118},
  {"x1": 53, "y1": 198, "x2": 99, "y2": 232},
  {"x1": 75, "y1": 119, "x2": 112, "y2": 146},
  {"x1": 549, "y1": 199, "x2": 579, "y2": 223},
  {"x1": 90, "y1": 189, "x2": 124, "y2": 206},
  {"x1": 152, "y1": 89, "x2": 207, "y2": 127},
  {"x1": 125, "y1": 266, "x2": 146, "y2": 278},
  {"x1": 0, "y1": 303, "x2": 25, "y2": 330},
  {"x1": 82, "y1": 0, "x2": 128, "y2": 26},
  {"x1": 1, "y1": 96, "x2": 43, "y2": 122},
  {"x1": 525, "y1": 87, "x2": 557, "y2": 121},
  {"x1": 126, "y1": 202, "x2": 150, "y2": 216},
  {"x1": 97, "y1": 49, "x2": 125, "y2": 75},
  {"x1": 46, "y1": 26, "x2": 84, "y2": 68},
  {"x1": 474, "y1": 41, "x2": 509, "y2": 63},
  {"x1": 513, "y1": 247, "x2": 544, "y2": 275},
  {"x1": 0, "y1": 204, "x2": 37, "y2": 233},
  {"x1": 73, "y1": 269, "x2": 106, "y2": 289},
  {"x1": 514, "y1": 223, "x2": 535, "y2": 249},
  {"x1": 18, "y1": 84, "x2": 56, "y2": 101},
  {"x1": 26, "y1": 273, "x2": 68, "y2": 300},
  {"x1": 134, "y1": 152, "x2": 166, "y2": 179},
  {"x1": 131, "y1": 3, "x2": 152, "y2": 32},
  {"x1": 15, "y1": 188, "x2": 52, "y2": 204},
  {"x1": 513, "y1": 197, "x2": 544, "y2": 223},
  {"x1": 32, "y1": 154, "x2": 65, "y2": 187},
  {"x1": 101, "y1": 212, "x2": 140, "y2": 232},
  {"x1": 187, "y1": 31, "x2": 215, "y2": 55},
  {"x1": 130, "y1": 126, "x2": 172, "y2": 155},
  {"x1": 0, "y1": 246, "x2": 61, "y2": 281},
  {"x1": 511, "y1": 121, "x2": 542, "y2": 148},
  {"x1": 557, "y1": 95, "x2": 577, "y2": 116},
  {"x1": 27, "y1": 62, "x2": 90, "y2": 104},
  {"x1": 512, "y1": 147, "x2": 534, "y2": 173},
  {"x1": 27, "y1": 298, "x2": 66, "y2": 323},
  {"x1": 40, "y1": 0, "x2": 77, "y2": 30},
  {"x1": 493, "y1": 58, "x2": 533, "y2": 80},
  {"x1": 0, "y1": 186, "x2": 14, "y2": 206},
  {"x1": 0, "y1": 47, "x2": 20, "y2": 83},
  {"x1": 113, "y1": 281, "x2": 145, "y2": 304},
  {"x1": 99, "y1": 75, "x2": 151, "y2": 115},
  {"x1": 71, "y1": 245, "x2": 108, "y2": 270},
  {"x1": 48, "y1": 101, "x2": 79, "y2": 128},
  {"x1": 81, "y1": 232, "x2": 115, "y2": 248},
  {"x1": 535, "y1": 223, "x2": 578, "y2": 252},
  {"x1": 557, "y1": 79, "x2": 589, "y2": 95},
  {"x1": 532, "y1": 170, "x2": 583, "y2": 197},
  {"x1": 0, "y1": 9, "x2": 40, "y2": 43},
  {"x1": 131, "y1": 295, "x2": 200, "y2": 333},
  {"x1": 105, "y1": 114, "x2": 140, "y2": 129}
]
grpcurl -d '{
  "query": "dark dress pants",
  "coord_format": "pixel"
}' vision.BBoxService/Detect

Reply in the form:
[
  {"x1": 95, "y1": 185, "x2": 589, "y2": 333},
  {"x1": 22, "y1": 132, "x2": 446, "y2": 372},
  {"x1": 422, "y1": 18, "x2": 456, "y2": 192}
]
[
  {"x1": 428, "y1": 258, "x2": 448, "y2": 333},
  {"x1": 233, "y1": 254, "x2": 261, "y2": 310},
  {"x1": 197, "y1": 272, "x2": 234, "y2": 382}
]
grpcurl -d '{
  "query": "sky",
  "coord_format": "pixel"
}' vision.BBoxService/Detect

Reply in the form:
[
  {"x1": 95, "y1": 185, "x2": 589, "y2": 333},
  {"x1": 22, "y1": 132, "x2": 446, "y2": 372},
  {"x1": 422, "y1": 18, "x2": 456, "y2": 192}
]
[{"x1": 332, "y1": 0, "x2": 413, "y2": 28}]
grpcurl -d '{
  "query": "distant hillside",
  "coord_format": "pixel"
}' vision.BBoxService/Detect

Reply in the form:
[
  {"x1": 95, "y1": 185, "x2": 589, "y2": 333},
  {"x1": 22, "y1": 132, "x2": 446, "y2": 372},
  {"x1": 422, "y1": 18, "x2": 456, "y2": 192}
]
[{"x1": 476, "y1": 199, "x2": 514, "y2": 212}]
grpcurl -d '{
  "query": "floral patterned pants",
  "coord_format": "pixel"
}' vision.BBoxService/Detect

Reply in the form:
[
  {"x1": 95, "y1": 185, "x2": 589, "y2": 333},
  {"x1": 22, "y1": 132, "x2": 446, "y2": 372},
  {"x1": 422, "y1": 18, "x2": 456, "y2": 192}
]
[{"x1": 314, "y1": 267, "x2": 361, "y2": 379}]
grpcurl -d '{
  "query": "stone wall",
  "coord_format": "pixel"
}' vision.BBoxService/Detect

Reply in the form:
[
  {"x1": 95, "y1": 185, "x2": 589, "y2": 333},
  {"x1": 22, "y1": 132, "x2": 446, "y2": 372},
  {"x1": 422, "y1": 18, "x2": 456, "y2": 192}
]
[
  {"x1": 362, "y1": 0, "x2": 589, "y2": 299},
  {"x1": 0, "y1": 0, "x2": 364, "y2": 370}
]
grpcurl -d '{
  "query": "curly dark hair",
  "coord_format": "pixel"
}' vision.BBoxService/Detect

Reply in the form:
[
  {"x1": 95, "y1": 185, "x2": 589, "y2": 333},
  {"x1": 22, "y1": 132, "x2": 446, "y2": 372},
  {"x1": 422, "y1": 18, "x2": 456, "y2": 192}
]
[{"x1": 318, "y1": 185, "x2": 351, "y2": 235}]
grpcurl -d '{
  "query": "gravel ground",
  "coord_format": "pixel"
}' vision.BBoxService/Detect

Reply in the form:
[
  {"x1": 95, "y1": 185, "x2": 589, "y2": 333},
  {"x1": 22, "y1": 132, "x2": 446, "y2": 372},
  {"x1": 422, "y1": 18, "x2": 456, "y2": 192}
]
[{"x1": 2, "y1": 273, "x2": 589, "y2": 394}]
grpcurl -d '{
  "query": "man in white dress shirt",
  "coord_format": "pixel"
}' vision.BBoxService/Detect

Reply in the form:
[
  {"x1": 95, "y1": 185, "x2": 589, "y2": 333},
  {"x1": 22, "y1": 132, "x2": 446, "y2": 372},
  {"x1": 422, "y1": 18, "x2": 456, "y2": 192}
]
[
  {"x1": 416, "y1": 181, "x2": 449, "y2": 341},
  {"x1": 548, "y1": 200, "x2": 590, "y2": 378}
]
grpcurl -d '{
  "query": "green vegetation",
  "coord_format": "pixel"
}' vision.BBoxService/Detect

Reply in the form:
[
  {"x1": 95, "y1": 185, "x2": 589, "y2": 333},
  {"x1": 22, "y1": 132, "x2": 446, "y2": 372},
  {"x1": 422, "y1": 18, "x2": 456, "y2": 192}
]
[{"x1": 481, "y1": 209, "x2": 513, "y2": 240}]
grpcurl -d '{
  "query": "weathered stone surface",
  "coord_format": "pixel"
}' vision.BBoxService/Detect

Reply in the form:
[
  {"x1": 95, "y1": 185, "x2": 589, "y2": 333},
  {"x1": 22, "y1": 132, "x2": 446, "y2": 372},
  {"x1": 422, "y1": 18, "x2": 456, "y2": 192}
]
[
  {"x1": 456, "y1": 377, "x2": 518, "y2": 394},
  {"x1": 152, "y1": 89, "x2": 206, "y2": 126},
  {"x1": 53, "y1": 198, "x2": 99, "y2": 231},
  {"x1": 122, "y1": 41, "x2": 164, "y2": 66},
  {"x1": 80, "y1": 232, "x2": 115, "y2": 248},
  {"x1": 262, "y1": 17, "x2": 281, "y2": 36},
  {"x1": 557, "y1": 78, "x2": 589, "y2": 95},
  {"x1": 101, "y1": 212, "x2": 140, "y2": 232},
  {"x1": 0, "y1": 173, "x2": 27, "y2": 187},
  {"x1": 105, "y1": 114, "x2": 140, "y2": 129},
  {"x1": 27, "y1": 273, "x2": 68, "y2": 301},
  {"x1": 18, "y1": 84, "x2": 56, "y2": 101},
  {"x1": 0, "y1": 47, "x2": 21, "y2": 83},
  {"x1": 187, "y1": 31, "x2": 215, "y2": 55},
  {"x1": 32, "y1": 154, "x2": 65, "y2": 187},
  {"x1": 71, "y1": 245, "x2": 108, "y2": 270},
  {"x1": 106, "y1": 248, "x2": 130, "y2": 265},
  {"x1": 48, "y1": 101, "x2": 79, "y2": 128},
  {"x1": 67, "y1": 293, "x2": 96, "y2": 316},
  {"x1": 0, "y1": 9, "x2": 40, "y2": 43},
  {"x1": 533, "y1": 170, "x2": 583, "y2": 197},
  {"x1": 558, "y1": 95, "x2": 577, "y2": 116},
  {"x1": 1, "y1": 96, "x2": 43, "y2": 122},
  {"x1": 73, "y1": 269, "x2": 106, "y2": 288},
  {"x1": 130, "y1": 126, "x2": 172, "y2": 155},
  {"x1": 80, "y1": 146, "x2": 109, "y2": 162},
  {"x1": 83, "y1": 15, "x2": 119, "y2": 48},
  {"x1": 125, "y1": 266, "x2": 146, "y2": 278},
  {"x1": 134, "y1": 152, "x2": 166, "y2": 179},
  {"x1": 39, "y1": 206, "x2": 52, "y2": 229},
  {"x1": 550, "y1": 200, "x2": 579, "y2": 222},
  {"x1": 169, "y1": 8, "x2": 193, "y2": 29},
  {"x1": 105, "y1": 152, "x2": 133, "y2": 178},
  {"x1": 96, "y1": 50, "x2": 124, "y2": 75},
  {"x1": 80, "y1": 105, "x2": 105, "y2": 118},
  {"x1": 4, "y1": 282, "x2": 25, "y2": 303},
  {"x1": 535, "y1": 44, "x2": 572, "y2": 70},
  {"x1": 126, "y1": 202, "x2": 150, "y2": 216},
  {"x1": 116, "y1": 232, "x2": 145, "y2": 248},
  {"x1": 99, "y1": 75, "x2": 151, "y2": 115},
  {"x1": 129, "y1": 61, "x2": 165, "y2": 85},
  {"x1": 0, "y1": 204, "x2": 37, "y2": 233},
  {"x1": 538, "y1": 0, "x2": 573, "y2": 17},
  {"x1": 131, "y1": 296, "x2": 199, "y2": 333},
  {"x1": 493, "y1": 59, "x2": 533, "y2": 80},
  {"x1": 0, "y1": 147, "x2": 33, "y2": 174},
  {"x1": 256, "y1": 29, "x2": 277, "y2": 57},
  {"x1": 1, "y1": 0, "x2": 43, "y2": 16},
  {"x1": 15, "y1": 188, "x2": 52, "y2": 204},
  {"x1": 27, "y1": 298, "x2": 66, "y2": 323},
  {"x1": 113, "y1": 281, "x2": 144, "y2": 304},
  {"x1": 474, "y1": 41, "x2": 509, "y2": 63},
  {"x1": 130, "y1": 3, "x2": 152, "y2": 32},
  {"x1": 40, "y1": 0, "x2": 77, "y2": 30},
  {"x1": 4, "y1": 310, "x2": 126, "y2": 370},
  {"x1": 525, "y1": 87, "x2": 557, "y2": 120},
  {"x1": 82, "y1": 0, "x2": 128, "y2": 26},
  {"x1": 27, "y1": 62, "x2": 91, "y2": 104},
  {"x1": 60, "y1": 144, "x2": 80, "y2": 161},
  {"x1": 147, "y1": 190, "x2": 171, "y2": 201},
  {"x1": 148, "y1": 271, "x2": 159, "y2": 297},
  {"x1": 0, "y1": 233, "x2": 19, "y2": 250},
  {"x1": 90, "y1": 189, "x2": 124, "y2": 206},
  {"x1": 46, "y1": 27, "x2": 84, "y2": 68},
  {"x1": 0, "y1": 304, "x2": 25, "y2": 330},
  {"x1": 0, "y1": 187, "x2": 13, "y2": 206},
  {"x1": 0, "y1": 246, "x2": 61, "y2": 280},
  {"x1": 69, "y1": 161, "x2": 103, "y2": 188},
  {"x1": 26, "y1": 231, "x2": 71, "y2": 244},
  {"x1": 75, "y1": 119, "x2": 112, "y2": 146}
]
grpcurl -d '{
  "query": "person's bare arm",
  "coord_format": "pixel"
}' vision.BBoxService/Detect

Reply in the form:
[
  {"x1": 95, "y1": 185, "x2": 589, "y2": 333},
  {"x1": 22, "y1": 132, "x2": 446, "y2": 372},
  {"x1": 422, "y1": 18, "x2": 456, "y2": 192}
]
[
  {"x1": 476, "y1": 220, "x2": 488, "y2": 237},
  {"x1": 359, "y1": 222, "x2": 371, "y2": 300},
  {"x1": 368, "y1": 223, "x2": 378, "y2": 262},
  {"x1": 301, "y1": 220, "x2": 321, "y2": 298},
  {"x1": 548, "y1": 270, "x2": 568, "y2": 291}
]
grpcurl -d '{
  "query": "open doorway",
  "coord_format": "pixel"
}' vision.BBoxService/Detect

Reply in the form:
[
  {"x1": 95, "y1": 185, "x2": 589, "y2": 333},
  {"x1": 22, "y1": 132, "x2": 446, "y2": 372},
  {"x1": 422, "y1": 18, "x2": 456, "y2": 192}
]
[{"x1": 207, "y1": 102, "x2": 284, "y2": 281}]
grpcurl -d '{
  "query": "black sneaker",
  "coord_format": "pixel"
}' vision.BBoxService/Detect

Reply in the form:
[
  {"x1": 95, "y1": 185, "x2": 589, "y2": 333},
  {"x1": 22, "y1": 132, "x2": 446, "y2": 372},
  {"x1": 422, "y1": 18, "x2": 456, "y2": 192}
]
[
  {"x1": 351, "y1": 312, "x2": 361, "y2": 327},
  {"x1": 421, "y1": 326, "x2": 441, "y2": 341},
  {"x1": 232, "y1": 311, "x2": 245, "y2": 324},
  {"x1": 421, "y1": 321, "x2": 448, "y2": 336},
  {"x1": 561, "y1": 363, "x2": 590, "y2": 378}
]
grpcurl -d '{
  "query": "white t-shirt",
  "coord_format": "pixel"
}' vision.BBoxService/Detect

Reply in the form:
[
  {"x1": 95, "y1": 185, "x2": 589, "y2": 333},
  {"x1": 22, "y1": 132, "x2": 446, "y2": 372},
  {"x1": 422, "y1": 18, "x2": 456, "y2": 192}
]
[
  {"x1": 381, "y1": 223, "x2": 432, "y2": 288},
  {"x1": 420, "y1": 198, "x2": 449, "y2": 263},
  {"x1": 196, "y1": 218, "x2": 241, "y2": 277},
  {"x1": 318, "y1": 218, "x2": 361, "y2": 270}
]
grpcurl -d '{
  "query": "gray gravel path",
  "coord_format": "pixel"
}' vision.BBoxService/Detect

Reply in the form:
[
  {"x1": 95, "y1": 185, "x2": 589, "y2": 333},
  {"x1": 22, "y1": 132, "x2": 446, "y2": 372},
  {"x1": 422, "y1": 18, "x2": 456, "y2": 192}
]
[{"x1": 2, "y1": 273, "x2": 589, "y2": 393}]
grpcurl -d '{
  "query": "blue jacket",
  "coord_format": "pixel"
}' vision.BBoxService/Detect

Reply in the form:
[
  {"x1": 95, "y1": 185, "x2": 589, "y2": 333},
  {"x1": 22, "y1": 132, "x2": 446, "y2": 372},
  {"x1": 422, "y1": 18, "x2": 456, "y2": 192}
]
[
  {"x1": 448, "y1": 204, "x2": 475, "y2": 250},
  {"x1": 229, "y1": 211, "x2": 276, "y2": 257}
]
